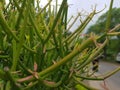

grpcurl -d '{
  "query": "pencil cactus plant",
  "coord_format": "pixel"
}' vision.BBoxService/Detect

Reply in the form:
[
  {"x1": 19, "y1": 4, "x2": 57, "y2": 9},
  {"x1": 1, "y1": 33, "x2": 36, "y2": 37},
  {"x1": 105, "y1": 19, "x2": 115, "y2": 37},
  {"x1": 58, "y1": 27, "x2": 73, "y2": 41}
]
[{"x1": 0, "y1": 0, "x2": 120, "y2": 90}]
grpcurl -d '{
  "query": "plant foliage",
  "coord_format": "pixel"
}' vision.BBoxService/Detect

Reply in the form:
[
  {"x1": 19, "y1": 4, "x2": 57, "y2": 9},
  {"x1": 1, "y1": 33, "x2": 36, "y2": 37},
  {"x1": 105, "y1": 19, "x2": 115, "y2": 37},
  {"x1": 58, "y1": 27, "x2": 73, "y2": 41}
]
[{"x1": 0, "y1": 0, "x2": 120, "y2": 90}]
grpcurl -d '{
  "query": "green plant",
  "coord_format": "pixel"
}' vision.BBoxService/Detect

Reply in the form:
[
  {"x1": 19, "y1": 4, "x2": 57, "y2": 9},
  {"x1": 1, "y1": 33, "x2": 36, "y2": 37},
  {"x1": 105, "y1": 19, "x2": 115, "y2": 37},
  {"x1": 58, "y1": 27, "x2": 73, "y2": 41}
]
[{"x1": 0, "y1": 0, "x2": 120, "y2": 90}]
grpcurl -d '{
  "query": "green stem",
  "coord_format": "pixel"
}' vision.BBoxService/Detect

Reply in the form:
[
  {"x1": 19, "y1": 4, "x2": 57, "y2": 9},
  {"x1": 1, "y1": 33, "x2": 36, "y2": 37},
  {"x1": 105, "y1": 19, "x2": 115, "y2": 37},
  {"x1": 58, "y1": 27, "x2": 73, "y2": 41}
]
[
  {"x1": 77, "y1": 76, "x2": 103, "y2": 81},
  {"x1": 4, "y1": 68, "x2": 15, "y2": 83},
  {"x1": 78, "y1": 67, "x2": 120, "y2": 81},
  {"x1": 105, "y1": 0, "x2": 114, "y2": 32},
  {"x1": 29, "y1": 11, "x2": 43, "y2": 43},
  {"x1": 56, "y1": 0, "x2": 58, "y2": 15},
  {"x1": 11, "y1": 40, "x2": 17, "y2": 71},
  {"x1": 67, "y1": 15, "x2": 73, "y2": 25},
  {"x1": 0, "y1": 69, "x2": 6, "y2": 80},
  {"x1": 64, "y1": 3, "x2": 68, "y2": 30},
  {"x1": 77, "y1": 38, "x2": 108, "y2": 70},
  {"x1": 102, "y1": 67, "x2": 120, "y2": 79},
  {"x1": 66, "y1": 14, "x2": 79, "y2": 32},
  {"x1": 73, "y1": 76, "x2": 98, "y2": 90},
  {"x1": 23, "y1": 81, "x2": 38, "y2": 90},
  {"x1": 107, "y1": 32, "x2": 120, "y2": 36},
  {"x1": 15, "y1": 0, "x2": 26, "y2": 30},
  {"x1": 64, "y1": 10, "x2": 96, "y2": 43},
  {"x1": 44, "y1": 0, "x2": 67, "y2": 44},
  {"x1": 39, "y1": 38, "x2": 93, "y2": 76},
  {"x1": 36, "y1": 0, "x2": 53, "y2": 17},
  {"x1": 0, "y1": 55, "x2": 9, "y2": 58}
]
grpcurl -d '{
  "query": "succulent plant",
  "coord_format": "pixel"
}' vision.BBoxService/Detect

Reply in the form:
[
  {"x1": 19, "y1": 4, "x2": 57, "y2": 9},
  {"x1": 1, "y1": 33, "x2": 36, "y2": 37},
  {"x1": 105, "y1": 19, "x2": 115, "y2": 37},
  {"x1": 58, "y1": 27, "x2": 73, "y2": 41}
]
[{"x1": 0, "y1": 0, "x2": 120, "y2": 90}]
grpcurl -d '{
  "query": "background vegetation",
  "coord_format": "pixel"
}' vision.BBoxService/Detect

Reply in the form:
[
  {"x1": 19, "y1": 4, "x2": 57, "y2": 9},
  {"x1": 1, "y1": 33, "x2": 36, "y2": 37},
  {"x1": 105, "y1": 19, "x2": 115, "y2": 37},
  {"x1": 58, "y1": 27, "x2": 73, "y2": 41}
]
[{"x1": 87, "y1": 7, "x2": 120, "y2": 61}]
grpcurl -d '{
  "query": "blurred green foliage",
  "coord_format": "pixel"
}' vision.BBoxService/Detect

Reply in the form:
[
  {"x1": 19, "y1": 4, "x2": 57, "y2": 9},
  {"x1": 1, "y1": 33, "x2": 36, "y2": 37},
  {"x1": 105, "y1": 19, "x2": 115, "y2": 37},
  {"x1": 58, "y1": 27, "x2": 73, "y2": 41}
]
[{"x1": 87, "y1": 7, "x2": 120, "y2": 61}]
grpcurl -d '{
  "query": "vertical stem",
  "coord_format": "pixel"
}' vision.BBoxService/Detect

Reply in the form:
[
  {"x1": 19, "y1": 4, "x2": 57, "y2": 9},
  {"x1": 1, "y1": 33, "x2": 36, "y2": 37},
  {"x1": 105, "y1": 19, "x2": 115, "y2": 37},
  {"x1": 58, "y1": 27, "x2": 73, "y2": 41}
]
[
  {"x1": 44, "y1": 0, "x2": 67, "y2": 44},
  {"x1": 104, "y1": 0, "x2": 114, "y2": 59},
  {"x1": 15, "y1": 0, "x2": 26, "y2": 30},
  {"x1": 11, "y1": 40, "x2": 17, "y2": 71},
  {"x1": 105, "y1": 0, "x2": 114, "y2": 32},
  {"x1": 56, "y1": 0, "x2": 58, "y2": 15},
  {"x1": 64, "y1": 2, "x2": 68, "y2": 30}
]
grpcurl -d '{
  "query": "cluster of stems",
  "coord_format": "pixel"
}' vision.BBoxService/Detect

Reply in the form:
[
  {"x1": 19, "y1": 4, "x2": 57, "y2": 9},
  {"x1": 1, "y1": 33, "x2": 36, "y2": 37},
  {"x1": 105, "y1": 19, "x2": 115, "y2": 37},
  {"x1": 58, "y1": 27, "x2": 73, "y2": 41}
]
[{"x1": 0, "y1": 0, "x2": 120, "y2": 90}]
